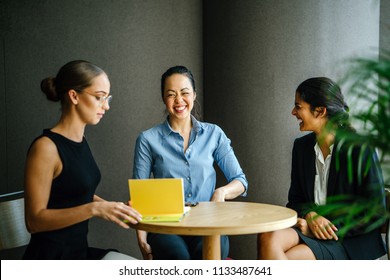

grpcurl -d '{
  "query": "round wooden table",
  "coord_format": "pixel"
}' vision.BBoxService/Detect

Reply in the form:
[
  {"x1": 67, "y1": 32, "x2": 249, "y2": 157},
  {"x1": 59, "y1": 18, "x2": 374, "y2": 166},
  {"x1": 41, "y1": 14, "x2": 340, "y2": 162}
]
[{"x1": 131, "y1": 201, "x2": 297, "y2": 259}]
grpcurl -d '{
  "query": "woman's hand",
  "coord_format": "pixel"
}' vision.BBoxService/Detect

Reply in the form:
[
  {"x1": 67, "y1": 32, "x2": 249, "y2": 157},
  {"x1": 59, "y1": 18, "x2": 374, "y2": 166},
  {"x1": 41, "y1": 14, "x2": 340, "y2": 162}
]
[
  {"x1": 305, "y1": 212, "x2": 338, "y2": 240},
  {"x1": 211, "y1": 188, "x2": 226, "y2": 202},
  {"x1": 137, "y1": 230, "x2": 153, "y2": 260},
  {"x1": 139, "y1": 240, "x2": 153, "y2": 260},
  {"x1": 93, "y1": 201, "x2": 142, "y2": 229},
  {"x1": 295, "y1": 218, "x2": 314, "y2": 237},
  {"x1": 211, "y1": 180, "x2": 245, "y2": 202}
]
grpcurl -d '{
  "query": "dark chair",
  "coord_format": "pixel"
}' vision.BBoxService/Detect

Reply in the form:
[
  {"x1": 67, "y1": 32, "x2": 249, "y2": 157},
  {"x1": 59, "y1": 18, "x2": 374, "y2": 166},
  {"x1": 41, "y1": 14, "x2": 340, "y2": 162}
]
[
  {"x1": 382, "y1": 187, "x2": 390, "y2": 260},
  {"x1": 0, "y1": 191, "x2": 30, "y2": 259}
]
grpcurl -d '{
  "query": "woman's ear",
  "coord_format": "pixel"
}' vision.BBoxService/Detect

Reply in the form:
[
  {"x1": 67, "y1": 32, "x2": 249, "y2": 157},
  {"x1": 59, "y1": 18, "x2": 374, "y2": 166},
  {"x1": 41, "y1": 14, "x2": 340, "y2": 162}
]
[
  {"x1": 314, "y1": 106, "x2": 327, "y2": 118},
  {"x1": 193, "y1": 91, "x2": 197, "y2": 101},
  {"x1": 68, "y1": 89, "x2": 79, "y2": 105}
]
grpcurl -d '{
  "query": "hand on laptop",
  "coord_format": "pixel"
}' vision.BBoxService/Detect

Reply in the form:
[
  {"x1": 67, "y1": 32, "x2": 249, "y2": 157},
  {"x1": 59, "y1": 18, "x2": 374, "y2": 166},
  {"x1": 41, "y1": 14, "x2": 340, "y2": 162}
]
[{"x1": 94, "y1": 201, "x2": 142, "y2": 229}]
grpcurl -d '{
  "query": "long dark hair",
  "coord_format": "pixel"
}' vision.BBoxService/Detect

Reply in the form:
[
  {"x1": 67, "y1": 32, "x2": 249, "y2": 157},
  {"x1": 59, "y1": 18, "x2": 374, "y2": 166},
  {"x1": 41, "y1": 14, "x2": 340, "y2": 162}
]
[
  {"x1": 296, "y1": 77, "x2": 352, "y2": 129},
  {"x1": 161, "y1": 65, "x2": 202, "y2": 120}
]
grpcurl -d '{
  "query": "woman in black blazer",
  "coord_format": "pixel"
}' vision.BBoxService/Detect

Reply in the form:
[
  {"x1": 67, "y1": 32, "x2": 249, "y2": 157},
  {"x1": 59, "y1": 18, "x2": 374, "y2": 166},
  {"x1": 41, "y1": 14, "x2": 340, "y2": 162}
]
[{"x1": 257, "y1": 77, "x2": 386, "y2": 260}]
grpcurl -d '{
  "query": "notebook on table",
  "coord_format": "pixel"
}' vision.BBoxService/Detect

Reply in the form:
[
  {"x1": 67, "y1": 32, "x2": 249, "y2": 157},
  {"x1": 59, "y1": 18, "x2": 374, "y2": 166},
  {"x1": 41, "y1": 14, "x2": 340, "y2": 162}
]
[{"x1": 128, "y1": 178, "x2": 191, "y2": 222}]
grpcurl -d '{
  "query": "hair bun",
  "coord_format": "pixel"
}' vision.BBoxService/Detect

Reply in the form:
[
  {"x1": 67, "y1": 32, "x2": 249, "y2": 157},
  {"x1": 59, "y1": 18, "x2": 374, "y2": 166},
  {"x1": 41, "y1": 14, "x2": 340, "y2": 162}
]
[{"x1": 40, "y1": 77, "x2": 59, "y2": 102}]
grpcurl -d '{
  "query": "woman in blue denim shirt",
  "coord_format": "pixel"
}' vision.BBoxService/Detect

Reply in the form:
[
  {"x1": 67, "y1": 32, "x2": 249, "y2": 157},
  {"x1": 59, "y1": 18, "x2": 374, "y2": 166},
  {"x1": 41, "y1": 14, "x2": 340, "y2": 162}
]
[{"x1": 132, "y1": 66, "x2": 248, "y2": 260}]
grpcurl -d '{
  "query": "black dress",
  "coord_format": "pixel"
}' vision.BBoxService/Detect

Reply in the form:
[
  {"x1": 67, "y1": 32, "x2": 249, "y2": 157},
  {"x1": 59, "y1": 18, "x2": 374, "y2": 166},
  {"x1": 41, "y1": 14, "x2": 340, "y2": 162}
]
[{"x1": 23, "y1": 129, "x2": 111, "y2": 260}]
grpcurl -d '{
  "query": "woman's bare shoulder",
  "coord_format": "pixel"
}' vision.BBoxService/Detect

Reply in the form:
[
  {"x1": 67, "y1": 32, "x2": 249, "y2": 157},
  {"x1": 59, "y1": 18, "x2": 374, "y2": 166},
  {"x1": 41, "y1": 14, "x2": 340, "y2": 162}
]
[{"x1": 27, "y1": 136, "x2": 59, "y2": 160}]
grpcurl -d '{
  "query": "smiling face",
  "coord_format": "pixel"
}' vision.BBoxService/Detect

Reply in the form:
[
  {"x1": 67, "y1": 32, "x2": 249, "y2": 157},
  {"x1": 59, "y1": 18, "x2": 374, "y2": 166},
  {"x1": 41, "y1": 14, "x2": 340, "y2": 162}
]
[
  {"x1": 291, "y1": 91, "x2": 326, "y2": 134},
  {"x1": 162, "y1": 73, "x2": 196, "y2": 122}
]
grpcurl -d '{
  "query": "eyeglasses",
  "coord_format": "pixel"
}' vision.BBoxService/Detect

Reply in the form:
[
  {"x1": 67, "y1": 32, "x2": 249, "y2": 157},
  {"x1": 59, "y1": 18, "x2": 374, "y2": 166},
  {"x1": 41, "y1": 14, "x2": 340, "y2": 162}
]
[
  {"x1": 96, "y1": 94, "x2": 112, "y2": 107},
  {"x1": 78, "y1": 90, "x2": 113, "y2": 107}
]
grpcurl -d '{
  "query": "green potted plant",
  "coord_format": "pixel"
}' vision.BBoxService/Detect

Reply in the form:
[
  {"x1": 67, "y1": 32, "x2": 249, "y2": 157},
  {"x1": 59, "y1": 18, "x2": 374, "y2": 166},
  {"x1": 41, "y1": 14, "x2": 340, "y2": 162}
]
[
  {"x1": 341, "y1": 50, "x2": 390, "y2": 183},
  {"x1": 315, "y1": 51, "x2": 390, "y2": 238}
]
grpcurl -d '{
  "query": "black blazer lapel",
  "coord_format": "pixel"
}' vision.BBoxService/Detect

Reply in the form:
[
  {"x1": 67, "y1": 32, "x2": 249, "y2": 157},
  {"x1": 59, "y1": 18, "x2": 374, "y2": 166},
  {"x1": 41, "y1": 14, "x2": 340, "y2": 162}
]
[
  {"x1": 327, "y1": 154, "x2": 338, "y2": 196},
  {"x1": 303, "y1": 136, "x2": 316, "y2": 202}
]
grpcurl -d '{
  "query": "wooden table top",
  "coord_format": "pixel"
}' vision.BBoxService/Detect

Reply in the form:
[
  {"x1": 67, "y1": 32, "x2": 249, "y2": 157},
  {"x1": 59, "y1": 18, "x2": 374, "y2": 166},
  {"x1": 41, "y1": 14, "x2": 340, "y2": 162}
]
[{"x1": 131, "y1": 201, "x2": 297, "y2": 236}]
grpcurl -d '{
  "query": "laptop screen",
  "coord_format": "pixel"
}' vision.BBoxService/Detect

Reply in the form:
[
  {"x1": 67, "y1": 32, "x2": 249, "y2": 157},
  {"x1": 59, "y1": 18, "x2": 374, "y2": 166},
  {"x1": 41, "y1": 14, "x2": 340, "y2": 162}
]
[{"x1": 128, "y1": 178, "x2": 185, "y2": 216}]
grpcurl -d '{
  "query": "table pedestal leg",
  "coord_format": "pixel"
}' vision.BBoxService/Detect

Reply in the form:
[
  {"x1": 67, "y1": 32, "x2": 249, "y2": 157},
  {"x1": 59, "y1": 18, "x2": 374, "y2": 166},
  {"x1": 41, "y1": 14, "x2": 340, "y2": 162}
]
[{"x1": 202, "y1": 235, "x2": 221, "y2": 260}]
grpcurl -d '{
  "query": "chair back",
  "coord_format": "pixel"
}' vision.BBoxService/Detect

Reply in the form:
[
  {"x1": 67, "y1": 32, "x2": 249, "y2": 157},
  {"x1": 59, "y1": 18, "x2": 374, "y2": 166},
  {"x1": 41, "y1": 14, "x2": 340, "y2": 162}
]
[
  {"x1": 384, "y1": 187, "x2": 390, "y2": 259},
  {"x1": 0, "y1": 191, "x2": 30, "y2": 250}
]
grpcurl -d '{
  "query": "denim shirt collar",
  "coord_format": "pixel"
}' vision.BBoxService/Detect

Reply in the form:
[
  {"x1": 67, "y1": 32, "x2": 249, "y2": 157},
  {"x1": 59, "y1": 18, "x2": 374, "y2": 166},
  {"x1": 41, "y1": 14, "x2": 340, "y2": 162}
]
[{"x1": 162, "y1": 115, "x2": 203, "y2": 137}]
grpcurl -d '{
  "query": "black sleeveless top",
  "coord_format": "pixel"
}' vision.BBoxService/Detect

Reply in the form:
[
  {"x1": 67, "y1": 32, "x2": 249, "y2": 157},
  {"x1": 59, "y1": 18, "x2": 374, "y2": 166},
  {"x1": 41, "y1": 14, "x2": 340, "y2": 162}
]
[{"x1": 23, "y1": 129, "x2": 108, "y2": 259}]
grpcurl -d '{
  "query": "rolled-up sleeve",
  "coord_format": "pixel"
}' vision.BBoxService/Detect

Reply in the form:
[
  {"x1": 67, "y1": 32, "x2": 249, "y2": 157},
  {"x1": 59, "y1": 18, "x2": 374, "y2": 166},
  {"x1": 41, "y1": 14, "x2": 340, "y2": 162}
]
[{"x1": 214, "y1": 127, "x2": 248, "y2": 196}]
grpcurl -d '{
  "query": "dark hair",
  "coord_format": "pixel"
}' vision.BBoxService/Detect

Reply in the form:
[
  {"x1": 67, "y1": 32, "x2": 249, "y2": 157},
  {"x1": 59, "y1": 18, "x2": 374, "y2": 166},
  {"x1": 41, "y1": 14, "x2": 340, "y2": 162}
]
[
  {"x1": 40, "y1": 60, "x2": 105, "y2": 109},
  {"x1": 296, "y1": 77, "x2": 351, "y2": 129},
  {"x1": 160, "y1": 65, "x2": 201, "y2": 120}
]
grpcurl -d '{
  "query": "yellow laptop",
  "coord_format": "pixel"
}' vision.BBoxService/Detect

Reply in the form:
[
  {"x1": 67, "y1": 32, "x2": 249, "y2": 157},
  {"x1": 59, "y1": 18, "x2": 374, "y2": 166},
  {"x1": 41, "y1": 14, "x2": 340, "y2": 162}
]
[{"x1": 128, "y1": 178, "x2": 191, "y2": 222}]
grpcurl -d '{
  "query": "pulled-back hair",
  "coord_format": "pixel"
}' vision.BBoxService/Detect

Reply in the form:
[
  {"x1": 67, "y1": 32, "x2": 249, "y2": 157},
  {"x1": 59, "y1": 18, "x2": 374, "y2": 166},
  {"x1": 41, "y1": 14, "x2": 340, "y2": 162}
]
[
  {"x1": 41, "y1": 60, "x2": 105, "y2": 109},
  {"x1": 296, "y1": 77, "x2": 352, "y2": 129}
]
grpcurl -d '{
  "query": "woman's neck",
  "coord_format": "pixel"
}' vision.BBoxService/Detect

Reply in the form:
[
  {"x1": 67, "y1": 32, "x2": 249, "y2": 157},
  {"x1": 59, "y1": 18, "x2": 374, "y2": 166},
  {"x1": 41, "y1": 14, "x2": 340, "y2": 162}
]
[
  {"x1": 316, "y1": 129, "x2": 335, "y2": 158},
  {"x1": 169, "y1": 115, "x2": 192, "y2": 135},
  {"x1": 52, "y1": 114, "x2": 86, "y2": 142},
  {"x1": 169, "y1": 116, "x2": 192, "y2": 152}
]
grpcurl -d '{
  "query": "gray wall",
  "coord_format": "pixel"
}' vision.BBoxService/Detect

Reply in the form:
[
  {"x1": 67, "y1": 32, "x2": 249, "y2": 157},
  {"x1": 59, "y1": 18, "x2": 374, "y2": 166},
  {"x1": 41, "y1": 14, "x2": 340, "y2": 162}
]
[
  {"x1": 381, "y1": 0, "x2": 390, "y2": 184},
  {"x1": 0, "y1": 0, "x2": 384, "y2": 260},
  {"x1": 381, "y1": 0, "x2": 390, "y2": 53},
  {"x1": 0, "y1": 0, "x2": 203, "y2": 259},
  {"x1": 204, "y1": 0, "x2": 379, "y2": 259}
]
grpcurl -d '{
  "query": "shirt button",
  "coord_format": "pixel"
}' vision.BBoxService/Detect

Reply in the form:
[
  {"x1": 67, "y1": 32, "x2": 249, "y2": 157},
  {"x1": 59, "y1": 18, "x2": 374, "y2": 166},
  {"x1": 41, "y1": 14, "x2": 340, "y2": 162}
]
[
  {"x1": 187, "y1": 177, "x2": 191, "y2": 182},
  {"x1": 188, "y1": 194, "x2": 192, "y2": 198},
  {"x1": 185, "y1": 161, "x2": 189, "y2": 165}
]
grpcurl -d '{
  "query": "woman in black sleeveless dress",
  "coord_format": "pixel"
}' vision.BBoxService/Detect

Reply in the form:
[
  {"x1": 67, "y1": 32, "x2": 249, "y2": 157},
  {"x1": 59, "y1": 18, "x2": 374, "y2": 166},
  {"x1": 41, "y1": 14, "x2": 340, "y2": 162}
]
[{"x1": 23, "y1": 60, "x2": 142, "y2": 259}]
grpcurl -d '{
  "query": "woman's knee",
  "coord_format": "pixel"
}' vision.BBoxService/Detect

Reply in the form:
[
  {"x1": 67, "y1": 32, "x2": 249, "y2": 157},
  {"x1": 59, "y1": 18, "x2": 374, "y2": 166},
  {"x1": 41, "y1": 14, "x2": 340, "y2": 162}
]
[
  {"x1": 258, "y1": 231, "x2": 277, "y2": 247},
  {"x1": 148, "y1": 234, "x2": 190, "y2": 260},
  {"x1": 258, "y1": 229, "x2": 294, "y2": 250},
  {"x1": 221, "y1": 236, "x2": 230, "y2": 259},
  {"x1": 259, "y1": 229, "x2": 300, "y2": 251}
]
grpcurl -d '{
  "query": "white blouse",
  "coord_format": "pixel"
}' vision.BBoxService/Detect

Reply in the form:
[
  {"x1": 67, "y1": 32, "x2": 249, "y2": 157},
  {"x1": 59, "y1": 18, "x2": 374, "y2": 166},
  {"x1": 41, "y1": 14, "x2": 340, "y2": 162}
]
[{"x1": 314, "y1": 143, "x2": 334, "y2": 205}]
